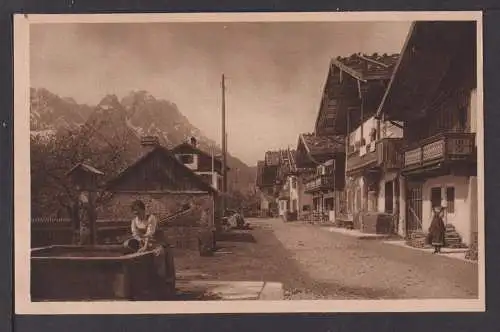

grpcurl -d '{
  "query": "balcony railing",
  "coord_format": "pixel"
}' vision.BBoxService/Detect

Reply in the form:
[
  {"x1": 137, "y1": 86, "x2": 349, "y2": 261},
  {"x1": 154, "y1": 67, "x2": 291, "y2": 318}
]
[
  {"x1": 346, "y1": 138, "x2": 403, "y2": 174},
  {"x1": 403, "y1": 132, "x2": 476, "y2": 170},
  {"x1": 304, "y1": 175, "x2": 335, "y2": 193}
]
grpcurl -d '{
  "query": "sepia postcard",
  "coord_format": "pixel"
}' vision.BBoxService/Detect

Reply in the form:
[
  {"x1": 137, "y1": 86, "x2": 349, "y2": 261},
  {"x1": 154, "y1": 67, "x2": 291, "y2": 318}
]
[{"x1": 14, "y1": 11, "x2": 484, "y2": 314}]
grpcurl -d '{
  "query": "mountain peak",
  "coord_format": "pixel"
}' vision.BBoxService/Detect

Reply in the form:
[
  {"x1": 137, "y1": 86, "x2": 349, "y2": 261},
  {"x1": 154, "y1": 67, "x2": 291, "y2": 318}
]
[
  {"x1": 30, "y1": 88, "x2": 257, "y2": 193},
  {"x1": 96, "y1": 94, "x2": 123, "y2": 111}
]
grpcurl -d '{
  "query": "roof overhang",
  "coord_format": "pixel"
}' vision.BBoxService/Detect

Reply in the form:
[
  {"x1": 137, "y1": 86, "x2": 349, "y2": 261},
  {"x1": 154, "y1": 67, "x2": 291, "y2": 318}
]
[{"x1": 376, "y1": 21, "x2": 477, "y2": 121}]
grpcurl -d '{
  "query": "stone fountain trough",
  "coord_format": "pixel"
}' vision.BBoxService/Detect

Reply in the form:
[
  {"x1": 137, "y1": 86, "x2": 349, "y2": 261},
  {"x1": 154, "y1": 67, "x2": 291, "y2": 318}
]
[{"x1": 31, "y1": 245, "x2": 175, "y2": 301}]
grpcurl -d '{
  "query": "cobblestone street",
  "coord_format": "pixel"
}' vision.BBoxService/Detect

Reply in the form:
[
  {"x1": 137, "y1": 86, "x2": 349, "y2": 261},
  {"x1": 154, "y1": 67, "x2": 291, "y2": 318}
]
[
  {"x1": 174, "y1": 217, "x2": 478, "y2": 300},
  {"x1": 262, "y1": 218, "x2": 479, "y2": 300}
]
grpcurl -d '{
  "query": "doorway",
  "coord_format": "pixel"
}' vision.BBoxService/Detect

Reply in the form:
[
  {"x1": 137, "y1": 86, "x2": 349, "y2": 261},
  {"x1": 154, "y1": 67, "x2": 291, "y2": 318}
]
[
  {"x1": 385, "y1": 181, "x2": 394, "y2": 213},
  {"x1": 406, "y1": 181, "x2": 423, "y2": 234}
]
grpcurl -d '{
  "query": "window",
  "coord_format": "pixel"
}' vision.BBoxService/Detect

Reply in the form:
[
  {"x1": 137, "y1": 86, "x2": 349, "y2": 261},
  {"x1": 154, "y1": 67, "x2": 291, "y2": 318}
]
[
  {"x1": 302, "y1": 205, "x2": 311, "y2": 212},
  {"x1": 291, "y1": 177, "x2": 297, "y2": 189},
  {"x1": 431, "y1": 187, "x2": 442, "y2": 208},
  {"x1": 179, "y1": 154, "x2": 194, "y2": 164},
  {"x1": 200, "y1": 174, "x2": 212, "y2": 184},
  {"x1": 446, "y1": 187, "x2": 455, "y2": 213}
]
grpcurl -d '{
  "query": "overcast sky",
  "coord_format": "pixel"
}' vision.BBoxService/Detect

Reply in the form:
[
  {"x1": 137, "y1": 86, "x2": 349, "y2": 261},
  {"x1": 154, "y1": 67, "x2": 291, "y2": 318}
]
[{"x1": 30, "y1": 21, "x2": 411, "y2": 165}]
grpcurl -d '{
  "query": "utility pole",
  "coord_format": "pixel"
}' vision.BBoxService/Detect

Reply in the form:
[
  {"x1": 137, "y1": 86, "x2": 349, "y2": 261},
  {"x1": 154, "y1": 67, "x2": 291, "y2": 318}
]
[{"x1": 221, "y1": 74, "x2": 227, "y2": 214}]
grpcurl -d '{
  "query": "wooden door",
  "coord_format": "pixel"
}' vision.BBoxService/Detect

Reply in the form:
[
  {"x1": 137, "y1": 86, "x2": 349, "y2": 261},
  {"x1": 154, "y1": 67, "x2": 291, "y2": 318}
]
[{"x1": 385, "y1": 181, "x2": 394, "y2": 213}]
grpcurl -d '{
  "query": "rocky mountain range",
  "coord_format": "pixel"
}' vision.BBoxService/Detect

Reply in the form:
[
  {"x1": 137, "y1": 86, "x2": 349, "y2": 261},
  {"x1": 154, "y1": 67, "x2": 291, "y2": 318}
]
[{"x1": 30, "y1": 88, "x2": 257, "y2": 193}]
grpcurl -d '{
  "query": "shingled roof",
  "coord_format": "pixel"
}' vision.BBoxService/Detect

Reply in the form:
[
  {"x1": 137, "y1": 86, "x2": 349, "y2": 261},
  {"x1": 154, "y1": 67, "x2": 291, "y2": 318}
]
[
  {"x1": 300, "y1": 133, "x2": 345, "y2": 156},
  {"x1": 315, "y1": 53, "x2": 400, "y2": 136},
  {"x1": 332, "y1": 53, "x2": 400, "y2": 82},
  {"x1": 106, "y1": 145, "x2": 217, "y2": 194},
  {"x1": 295, "y1": 133, "x2": 346, "y2": 168}
]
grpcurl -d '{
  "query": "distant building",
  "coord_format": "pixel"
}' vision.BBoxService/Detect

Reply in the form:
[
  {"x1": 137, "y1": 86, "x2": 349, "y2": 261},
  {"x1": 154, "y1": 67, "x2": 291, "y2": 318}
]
[
  {"x1": 256, "y1": 155, "x2": 280, "y2": 217},
  {"x1": 295, "y1": 133, "x2": 345, "y2": 222},
  {"x1": 102, "y1": 135, "x2": 219, "y2": 248},
  {"x1": 171, "y1": 137, "x2": 229, "y2": 191},
  {"x1": 256, "y1": 147, "x2": 316, "y2": 220}
]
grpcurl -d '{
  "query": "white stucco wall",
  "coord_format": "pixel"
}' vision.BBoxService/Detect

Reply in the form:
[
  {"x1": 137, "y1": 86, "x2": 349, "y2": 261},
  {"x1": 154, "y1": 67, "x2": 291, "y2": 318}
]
[
  {"x1": 278, "y1": 199, "x2": 287, "y2": 216},
  {"x1": 398, "y1": 176, "x2": 406, "y2": 237},
  {"x1": 377, "y1": 171, "x2": 398, "y2": 213},
  {"x1": 289, "y1": 176, "x2": 299, "y2": 212},
  {"x1": 350, "y1": 176, "x2": 365, "y2": 213},
  {"x1": 349, "y1": 116, "x2": 403, "y2": 148},
  {"x1": 421, "y1": 175, "x2": 473, "y2": 245},
  {"x1": 381, "y1": 121, "x2": 404, "y2": 139},
  {"x1": 260, "y1": 191, "x2": 270, "y2": 210},
  {"x1": 469, "y1": 88, "x2": 477, "y2": 134},
  {"x1": 350, "y1": 117, "x2": 376, "y2": 143},
  {"x1": 376, "y1": 172, "x2": 405, "y2": 237}
]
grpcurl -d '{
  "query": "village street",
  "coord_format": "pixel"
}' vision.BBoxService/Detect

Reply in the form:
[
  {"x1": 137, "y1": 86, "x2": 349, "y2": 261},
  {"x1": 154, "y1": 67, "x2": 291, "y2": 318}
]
[{"x1": 175, "y1": 218, "x2": 478, "y2": 300}]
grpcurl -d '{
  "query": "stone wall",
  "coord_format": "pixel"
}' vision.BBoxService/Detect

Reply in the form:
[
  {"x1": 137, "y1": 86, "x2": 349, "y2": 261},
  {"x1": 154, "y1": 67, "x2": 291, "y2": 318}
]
[
  {"x1": 98, "y1": 193, "x2": 213, "y2": 223},
  {"x1": 359, "y1": 212, "x2": 394, "y2": 234},
  {"x1": 97, "y1": 193, "x2": 214, "y2": 250},
  {"x1": 465, "y1": 232, "x2": 478, "y2": 261}
]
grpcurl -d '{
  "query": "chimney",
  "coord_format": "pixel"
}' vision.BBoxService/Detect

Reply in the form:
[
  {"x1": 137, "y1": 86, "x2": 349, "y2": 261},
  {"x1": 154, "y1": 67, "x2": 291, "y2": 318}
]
[
  {"x1": 190, "y1": 136, "x2": 197, "y2": 148},
  {"x1": 141, "y1": 135, "x2": 159, "y2": 148}
]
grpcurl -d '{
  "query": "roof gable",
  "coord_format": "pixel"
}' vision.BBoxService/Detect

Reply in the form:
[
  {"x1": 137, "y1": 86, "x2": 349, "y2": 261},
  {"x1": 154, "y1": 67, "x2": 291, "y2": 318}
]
[
  {"x1": 107, "y1": 146, "x2": 216, "y2": 194},
  {"x1": 314, "y1": 53, "x2": 399, "y2": 136},
  {"x1": 295, "y1": 133, "x2": 345, "y2": 168},
  {"x1": 171, "y1": 142, "x2": 230, "y2": 172}
]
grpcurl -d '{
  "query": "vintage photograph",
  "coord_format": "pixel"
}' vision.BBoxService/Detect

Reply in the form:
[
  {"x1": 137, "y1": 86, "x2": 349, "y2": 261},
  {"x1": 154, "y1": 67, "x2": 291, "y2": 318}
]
[{"x1": 14, "y1": 12, "x2": 484, "y2": 313}]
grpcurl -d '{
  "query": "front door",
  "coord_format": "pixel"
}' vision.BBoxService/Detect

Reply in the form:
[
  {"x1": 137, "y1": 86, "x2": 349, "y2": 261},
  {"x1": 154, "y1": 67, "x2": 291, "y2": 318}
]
[
  {"x1": 385, "y1": 181, "x2": 394, "y2": 213},
  {"x1": 406, "y1": 181, "x2": 423, "y2": 235}
]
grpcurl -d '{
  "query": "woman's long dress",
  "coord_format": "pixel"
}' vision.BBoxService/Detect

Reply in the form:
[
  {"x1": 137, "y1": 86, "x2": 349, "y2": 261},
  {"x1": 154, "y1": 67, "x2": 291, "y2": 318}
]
[
  {"x1": 127, "y1": 214, "x2": 167, "y2": 278},
  {"x1": 428, "y1": 214, "x2": 446, "y2": 247}
]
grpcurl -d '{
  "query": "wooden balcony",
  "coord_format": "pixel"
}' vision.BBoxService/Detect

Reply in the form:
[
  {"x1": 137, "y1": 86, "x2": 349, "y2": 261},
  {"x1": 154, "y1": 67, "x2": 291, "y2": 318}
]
[
  {"x1": 304, "y1": 175, "x2": 335, "y2": 193},
  {"x1": 346, "y1": 138, "x2": 403, "y2": 175},
  {"x1": 403, "y1": 132, "x2": 476, "y2": 173},
  {"x1": 376, "y1": 138, "x2": 404, "y2": 170}
]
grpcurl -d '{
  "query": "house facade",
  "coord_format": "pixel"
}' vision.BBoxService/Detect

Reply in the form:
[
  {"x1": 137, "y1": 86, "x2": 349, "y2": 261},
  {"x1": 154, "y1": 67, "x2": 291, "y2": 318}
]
[
  {"x1": 325, "y1": 53, "x2": 404, "y2": 234},
  {"x1": 376, "y1": 21, "x2": 478, "y2": 246},
  {"x1": 102, "y1": 135, "x2": 219, "y2": 248},
  {"x1": 295, "y1": 133, "x2": 345, "y2": 222},
  {"x1": 256, "y1": 152, "x2": 281, "y2": 217},
  {"x1": 276, "y1": 148, "x2": 314, "y2": 220},
  {"x1": 256, "y1": 148, "x2": 314, "y2": 219},
  {"x1": 171, "y1": 137, "x2": 228, "y2": 191}
]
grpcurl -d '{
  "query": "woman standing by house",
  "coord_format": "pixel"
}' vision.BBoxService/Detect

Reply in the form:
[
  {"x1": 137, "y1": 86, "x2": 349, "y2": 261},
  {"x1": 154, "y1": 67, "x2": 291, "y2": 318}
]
[{"x1": 428, "y1": 206, "x2": 446, "y2": 254}]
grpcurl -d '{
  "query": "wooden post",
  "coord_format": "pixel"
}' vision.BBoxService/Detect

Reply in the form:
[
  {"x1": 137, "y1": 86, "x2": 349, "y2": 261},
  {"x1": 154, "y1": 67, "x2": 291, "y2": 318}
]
[
  {"x1": 221, "y1": 74, "x2": 227, "y2": 214},
  {"x1": 357, "y1": 80, "x2": 364, "y2": 144},
  {"x1": 87, "y1": 190, "x2": 97, "y2": 245},
  {"x1": 66, "y1": 163, "x2": 104, "y2": 245}
]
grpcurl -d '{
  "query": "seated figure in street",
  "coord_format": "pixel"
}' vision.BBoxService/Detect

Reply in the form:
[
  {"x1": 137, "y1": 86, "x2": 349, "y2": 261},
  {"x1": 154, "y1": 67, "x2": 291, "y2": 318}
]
[{"x1": 124, "y1": 200, "x2": 167, "y2": 279}]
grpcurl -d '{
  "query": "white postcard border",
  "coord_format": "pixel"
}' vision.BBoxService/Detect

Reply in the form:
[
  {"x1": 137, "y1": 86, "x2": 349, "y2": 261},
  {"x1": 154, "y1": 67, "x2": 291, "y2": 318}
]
[{"x1": 14, "y1": 11, "x2": 485, "y2": 314}]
